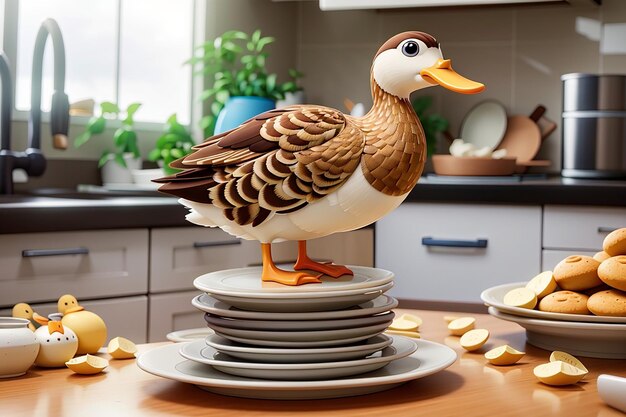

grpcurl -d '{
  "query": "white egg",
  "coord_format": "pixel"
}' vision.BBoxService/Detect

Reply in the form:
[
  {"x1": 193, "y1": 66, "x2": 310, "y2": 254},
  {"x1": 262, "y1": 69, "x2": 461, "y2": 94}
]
[{"x1": 34, "y1": 324, "x2": 79, "y2": 367}]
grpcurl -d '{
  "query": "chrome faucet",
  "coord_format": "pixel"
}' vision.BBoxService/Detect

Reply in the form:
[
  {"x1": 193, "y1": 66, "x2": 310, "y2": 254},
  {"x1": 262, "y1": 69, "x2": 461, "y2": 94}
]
[{"x1": 0, "y1": 18, "x2": 69, "y2": 194}]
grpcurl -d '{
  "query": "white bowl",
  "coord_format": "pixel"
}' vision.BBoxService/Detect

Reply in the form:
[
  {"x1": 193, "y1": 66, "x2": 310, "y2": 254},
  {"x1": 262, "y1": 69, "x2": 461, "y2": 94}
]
[{"x1": 0, "y1": 317, "x2": 40, "y2": 378}]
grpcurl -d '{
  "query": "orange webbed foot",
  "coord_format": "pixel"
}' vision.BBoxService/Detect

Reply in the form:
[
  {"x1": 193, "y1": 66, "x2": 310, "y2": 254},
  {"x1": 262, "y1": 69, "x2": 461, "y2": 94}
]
[
  {"x1": 261, "y1": 269, "x2": 322, "y2": 286},
  {"x1": 293, "y1": 258, "x2": 354, "y2": 278}
]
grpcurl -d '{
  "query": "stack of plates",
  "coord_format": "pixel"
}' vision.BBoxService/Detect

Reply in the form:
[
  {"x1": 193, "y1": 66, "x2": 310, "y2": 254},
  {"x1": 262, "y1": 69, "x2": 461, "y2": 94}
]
[
  {"x1": 481, "y1": 283, "x2": 626, "y2": 359},
  {"x1": 138, "y1": 266, "x2": 457, "y2": 399}
]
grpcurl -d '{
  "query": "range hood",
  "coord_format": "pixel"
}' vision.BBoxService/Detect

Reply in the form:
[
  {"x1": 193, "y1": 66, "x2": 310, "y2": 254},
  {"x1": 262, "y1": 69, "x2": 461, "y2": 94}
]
[{"x1": 319, "y1": 0, "x2": 599, "y2": 10}]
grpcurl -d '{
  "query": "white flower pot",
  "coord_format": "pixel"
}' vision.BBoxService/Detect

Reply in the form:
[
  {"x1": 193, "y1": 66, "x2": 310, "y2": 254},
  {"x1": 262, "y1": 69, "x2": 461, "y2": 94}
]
[
  {"x1": 101, "y1": 153, "x2": 142, "y2": 185},
  {"x1": 0, "y1": 317, "x2": 40, "y2": 378}
]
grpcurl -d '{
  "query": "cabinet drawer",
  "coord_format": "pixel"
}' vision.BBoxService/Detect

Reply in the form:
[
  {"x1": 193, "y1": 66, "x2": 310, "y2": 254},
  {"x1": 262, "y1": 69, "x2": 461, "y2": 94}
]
[
  {"x1": 269, "y1": 229, "x2": 374, "y2": 267},
  {"x1": 150, "y1": 227, "x2": 258, "y2": 292},
  {"x1": 543, "y1": 205, "x2": 626, "y2": 251},
  {"x1": 0, "y1": 229, "x2": 149, "y2": 307},
  {"x1": 0, "y1": 296, "x2": 148, "y2": 344},
  {"x1": 148, "y1": 291, "x2": 206, "y2": 342},
  {"x1": 376, "y1": 203, "x2": 541, "y2": 303},
  {"x1": 542, "y1": 250, "x2": 596, "y2": 272}
]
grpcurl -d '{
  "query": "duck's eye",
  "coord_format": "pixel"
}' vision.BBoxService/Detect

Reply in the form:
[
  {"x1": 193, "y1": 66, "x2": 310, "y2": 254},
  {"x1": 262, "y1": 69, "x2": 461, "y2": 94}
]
[
  {"x1": 402, "y1": 41, "x2": 419, "y2": 57},
  {"x1": 64, "y1": 302, "x2": 68, "y2": 305}
]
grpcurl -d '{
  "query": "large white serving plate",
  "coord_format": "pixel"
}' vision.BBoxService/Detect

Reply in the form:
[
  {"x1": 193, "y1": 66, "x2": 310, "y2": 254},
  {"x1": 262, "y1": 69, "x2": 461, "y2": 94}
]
[
  {"x1": 482, "y1": 283, "x2": 626, "y2": 324},
  {"x1": 194, "y1": 266, "x2": 393, "y2": 296},
  {"x1": 203, "y1": 310, "x2": 395, "y2": 331},
  {"x1": 192, "y1": 294, "x2": 398, "y2": 320},
  {"x1": 205, "y1": 333, "x2": 393, "y2": 363},
  {"x1": 137, "y1": 339, "x2": 457, "y2": 400},
  {"x1": 488, "y1": 307, "x2": 626, "y2": 359},
  {"x1": 180, "y1": 336, "x2": 417, "y2": 381},
  {"x1": 210, "y1": 321, "x2": 391, "y2": 348},
  {"x1": 207, "y1": 283, "x2": 392, "y2": 312}
]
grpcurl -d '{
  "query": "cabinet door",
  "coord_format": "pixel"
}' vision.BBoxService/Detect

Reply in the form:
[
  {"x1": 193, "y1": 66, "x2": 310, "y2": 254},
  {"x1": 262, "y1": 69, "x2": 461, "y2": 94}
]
[
  {"x1": 0, "y1": 296, "x2": 148, "y2": 344},
  {"x1": 0, "y1": 229, "x2": 149, "y2": 307},
  {"x1": 150, "y1": 227, "x2": 258, "y2": 292},
  {"x1": 268, "y1": 229, "x2": 374, "y2": 267},
  {"x1": 543, "y1": 206, "x2": 626, "y2": 251},
  {"x1": 376, "y1": 203, "x2": 542, "y2": 303},
  {"x1": 148, "y1": 291, "x2": 206, "y2": 342}
]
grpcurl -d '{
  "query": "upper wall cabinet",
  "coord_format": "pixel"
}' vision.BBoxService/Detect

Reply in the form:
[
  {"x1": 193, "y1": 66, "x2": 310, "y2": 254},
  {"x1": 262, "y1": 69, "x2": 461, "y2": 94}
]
[{"x1": 318, "y1": 0, "x2": 599, "y2": 10}]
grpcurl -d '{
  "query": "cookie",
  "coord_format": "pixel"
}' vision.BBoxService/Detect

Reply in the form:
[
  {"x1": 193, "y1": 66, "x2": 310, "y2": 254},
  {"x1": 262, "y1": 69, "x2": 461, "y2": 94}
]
[
  {"x1": 603, "y1": 228, "x2": 626, "y2": 256},
  {"x1": 587, "y1": 289, "x2": 626, "y2": 317},
  {"x1": 553, "y1": 255, "x2": 602, "y2": 291},
  {"x1": 598, "y1": 256, "x2": 626, "y2": 291},
  {"x1": 593, "y1": 251, "x2": 611, "y2": 262},
  {"x1": 538, "y1": 291, "x2": 590, "y2": 315}
]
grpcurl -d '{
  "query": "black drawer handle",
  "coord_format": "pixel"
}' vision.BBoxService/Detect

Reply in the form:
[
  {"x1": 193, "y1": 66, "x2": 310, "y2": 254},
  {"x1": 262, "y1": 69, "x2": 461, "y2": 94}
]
[
  {"x1": 193, "y1": 239, "x2": 242, "y2": 248},
  {"x1": 421, "y1": 237, "x2": 488, "y2": 248},
  {"x1": 22, "y1": 247, "x2": 89, "y2": 258},
  {"x1": 597, "y1": 227, "x2": 618, "y2": 233}
]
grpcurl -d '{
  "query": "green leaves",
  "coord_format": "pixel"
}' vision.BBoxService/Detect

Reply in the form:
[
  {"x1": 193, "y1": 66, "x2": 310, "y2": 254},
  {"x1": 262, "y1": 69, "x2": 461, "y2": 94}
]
[
  {"x1": 411, "y1": 96, "x2": 449, "y2": 157},
  {"x1": 149, "y1": 113, "x2": 195, "y2": 174}
]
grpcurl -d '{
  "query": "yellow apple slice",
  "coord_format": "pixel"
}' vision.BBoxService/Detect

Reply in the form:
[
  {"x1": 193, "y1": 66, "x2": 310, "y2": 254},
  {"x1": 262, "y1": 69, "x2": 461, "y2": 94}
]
[
  {"x1": 66, "y1": 354, "x2": 109, "y2": 374},
  {"x1": 533, "y1": 361, "x2": 586, "y2": 386},
  {"x1": 484, "y1": 345, "x2": 525, "y2": 365},
  {"x1": 460, "y1": 328, "x2": 489, "y2": 351},
  {"x1": 526, "y1": 271, "x2": 557, "y2": 298},
  {"x1": 443, "y1": 315, "x2": 461, "y2": 324},
  {"x1": 503, "y1": 287, "x2": 538, "y2": 309},
  {"x1": 384, "y1": 329, "x2": 421, "y2": 339},
  {"x1": 108, "y1": 336, "x2": 138, "y2": 359},
  {"x1": 447, "y1": 317, "x2": 476, "y2": 336},
  {"x1": 549, "y1": 351, "x2": 588, "y2": 376},
  {"x1": 399, "y1": 313, "x2": 423, "y2": 328},
  {"x1": 389, "y1": 318, "x2": 418, "y2": 332}
]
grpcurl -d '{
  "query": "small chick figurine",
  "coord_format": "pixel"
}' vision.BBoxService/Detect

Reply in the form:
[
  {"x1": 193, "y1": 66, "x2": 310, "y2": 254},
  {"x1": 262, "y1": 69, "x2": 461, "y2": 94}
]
[
  {"x1": 57, "y1": 295, "x2": 107, "y2": 355},
  {"x1": 32, "y1": 314, "x2": 78, "y2": 367},
  {"x1": 12, "y1": 302, "x2": 38, "y2": 331}
]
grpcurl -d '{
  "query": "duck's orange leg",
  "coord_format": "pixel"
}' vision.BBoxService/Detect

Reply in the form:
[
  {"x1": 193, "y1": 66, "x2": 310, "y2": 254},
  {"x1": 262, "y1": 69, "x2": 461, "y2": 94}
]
[
  {"x1": 261, "y1": 243, "x2": 322, "y2": 286},
  {"x1": 293, "y1": 240, "x2": 354, "y2": 278}
]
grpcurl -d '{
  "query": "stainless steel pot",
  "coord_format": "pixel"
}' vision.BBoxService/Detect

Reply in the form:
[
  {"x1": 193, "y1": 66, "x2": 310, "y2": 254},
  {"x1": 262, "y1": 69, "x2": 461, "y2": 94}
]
[{"x1": 561, "y1": 73, "x2": 626, "y2": 179}]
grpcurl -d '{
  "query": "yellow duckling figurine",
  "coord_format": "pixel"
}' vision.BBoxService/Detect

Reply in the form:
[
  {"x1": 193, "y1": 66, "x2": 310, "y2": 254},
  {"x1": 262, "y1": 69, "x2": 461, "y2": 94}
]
[
  {"x1": 32, "y1": 314, "x2": 78, "y2": 367},
  {"x1": 57, "y1": 294, "x2": 107, "y2": 355},
  {"x1": 12, "y1": 302, "x2": 38, "y2": 331}
]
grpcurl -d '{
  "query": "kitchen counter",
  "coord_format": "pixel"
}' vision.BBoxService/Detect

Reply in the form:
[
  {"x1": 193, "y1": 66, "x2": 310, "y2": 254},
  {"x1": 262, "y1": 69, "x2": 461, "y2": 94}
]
[
  {"x1": 1, "y1": 309, "x2": 623, "y2": 417},
  {"x1": 0, "y1": 176, "x2": 624, "y2": 234}
]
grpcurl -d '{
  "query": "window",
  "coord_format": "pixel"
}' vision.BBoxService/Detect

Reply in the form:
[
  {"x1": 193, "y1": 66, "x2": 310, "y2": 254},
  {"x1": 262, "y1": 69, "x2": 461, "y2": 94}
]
[{"x1": 9, "y1": 0, "x2": 196, "y2": 125}]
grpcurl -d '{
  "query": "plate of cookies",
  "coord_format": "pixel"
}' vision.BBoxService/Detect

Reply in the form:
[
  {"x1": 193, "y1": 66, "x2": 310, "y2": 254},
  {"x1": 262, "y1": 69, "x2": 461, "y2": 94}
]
[{"x1": 481, "y1": 228, "x2": 626, "y2": 324}]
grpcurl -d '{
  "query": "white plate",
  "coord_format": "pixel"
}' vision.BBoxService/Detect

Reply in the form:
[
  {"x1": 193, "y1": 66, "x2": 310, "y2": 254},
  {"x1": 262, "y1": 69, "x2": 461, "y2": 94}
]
[
  {"x1": 209, "y1": 321, "x2": 391, "y2": 347},
  {"x1": 460, "y1": 100, "x2": 508, "y2": 151},
  {"x1": 180, "y1": 336, "x2": 417, "y2": 381},
  {"x1": 488, "y1": 307, "x2": 626, "y2": 359},
  {"x1": 166, "y1": 328, "x2": 214, "y2": 343},
  {"x1": 208, "y1": 284, "x2": 393, "y2": 312},
  {"x1": 481, "y1": 282, "x2": 626, "y2": 324},
  {"x1": 203, "y1": 311, "x2": 395, "y2": 331},
  {"x1": 137, "y1": 339, "x2": 457, "y2": 400},
  {"x1": 192, "y1": 294, "x2": 398, "y2": 320},
  {"x1": 194, "y1": 266, "x2": 393, "y2": 296},
  {"x1": 205, "y1": 333, "x2": 393, "y2": 363}
]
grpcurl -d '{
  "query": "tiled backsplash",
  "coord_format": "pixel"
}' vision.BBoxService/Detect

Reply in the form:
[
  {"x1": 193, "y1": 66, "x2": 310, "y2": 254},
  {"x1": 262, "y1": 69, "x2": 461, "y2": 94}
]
[{"x1": 296, "y1": 1, "x2": 626, "y2": 171}]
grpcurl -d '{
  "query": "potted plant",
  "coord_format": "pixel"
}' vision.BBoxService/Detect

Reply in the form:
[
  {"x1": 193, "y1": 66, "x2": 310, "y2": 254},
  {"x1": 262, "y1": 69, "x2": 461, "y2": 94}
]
[
  {"x1": 75, "y1": 101, "x2": 142, "y2": 184},
  {"x1": 188, "y1": 29, "x2": 304, "y2": 136},
  {"x1": 147, "y1": 114, "x2": 195, "y2": 176}
]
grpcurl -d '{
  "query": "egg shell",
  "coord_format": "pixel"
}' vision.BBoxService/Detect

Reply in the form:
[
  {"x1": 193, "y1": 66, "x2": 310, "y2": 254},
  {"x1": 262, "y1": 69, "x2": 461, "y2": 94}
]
[
  {"x1": 62, "y1": 311, "x2": 107, "y2": 355},
  {"x1": 484, "y1": 345, "x2": 525, "y2": 366},
  {"x1": 549, "y1": 351, "x2": 588, "y2": 375},
  {"x1": 34, "y1": 325, "x2": 78, "y2": 367},
  {"x1": 534, "y1": 361, "x2": 586, "y2": 386}
]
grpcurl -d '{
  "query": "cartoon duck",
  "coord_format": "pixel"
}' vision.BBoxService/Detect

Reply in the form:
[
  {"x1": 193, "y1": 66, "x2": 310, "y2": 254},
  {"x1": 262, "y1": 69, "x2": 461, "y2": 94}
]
[
  {"x1": 155, "y1": 31, "x2": 484, "y2": 286},
  {"x1": 32, "y1": 313, "x2": 78, "y2": 367},
  {"x1": 57, "y1": 294, "x2": 107, "y2": 355},
  {"x1": 12, "y1": 302, "x2": 38, "y2": 331}
]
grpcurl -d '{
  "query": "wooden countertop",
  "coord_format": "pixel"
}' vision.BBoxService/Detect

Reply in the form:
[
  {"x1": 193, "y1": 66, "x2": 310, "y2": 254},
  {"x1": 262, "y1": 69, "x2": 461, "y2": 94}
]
[{"x1": 1, "y1": 309, "x2": 624, "y2": 417}]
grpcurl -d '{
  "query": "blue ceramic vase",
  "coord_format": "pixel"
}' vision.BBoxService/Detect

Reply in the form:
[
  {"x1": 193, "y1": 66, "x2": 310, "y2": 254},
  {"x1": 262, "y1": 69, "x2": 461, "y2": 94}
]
[{"x1": 214, "y1": 96, "x2": 276, "y2": 135}]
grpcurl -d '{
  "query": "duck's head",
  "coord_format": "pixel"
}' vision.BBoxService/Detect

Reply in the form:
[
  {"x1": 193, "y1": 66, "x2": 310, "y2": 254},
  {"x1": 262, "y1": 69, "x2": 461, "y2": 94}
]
[
  {"x1": 372, "y1": 31, "x2": 485, "y2": 99},
  {"x1": 12, "y1": 302, "x2": 34, "y2": 320},
  {"x1": 58, "y1": 294, "x2": 84, "y2": 314}
]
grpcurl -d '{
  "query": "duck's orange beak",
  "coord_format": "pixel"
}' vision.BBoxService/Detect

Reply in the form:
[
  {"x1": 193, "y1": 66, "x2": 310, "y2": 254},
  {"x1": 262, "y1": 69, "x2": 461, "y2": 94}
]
[
  {"x1": 420, "y1": 59, "x2": 485, "y2": 94},
  {"x1": 48, "y1": 321, "x2": 64, "y2": 335},
  {"x1": 65, "y1": 305, "x2": 84, "y2": 314}
]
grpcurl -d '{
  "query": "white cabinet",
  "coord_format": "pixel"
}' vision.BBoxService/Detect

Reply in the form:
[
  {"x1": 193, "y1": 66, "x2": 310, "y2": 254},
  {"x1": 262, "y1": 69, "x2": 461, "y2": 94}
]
[
  {"x1": 0, "y1": 296, "x2": 148, "y2": 344},
  {"x1": 0, "y1": 229, "x2": 149, "y2": 307},
  {"x1": 376, "y1": 203, "x2": 542, "y2": 303},
  {"x1": 148, "y1": 290, "x2": 206, "y2": 342}
]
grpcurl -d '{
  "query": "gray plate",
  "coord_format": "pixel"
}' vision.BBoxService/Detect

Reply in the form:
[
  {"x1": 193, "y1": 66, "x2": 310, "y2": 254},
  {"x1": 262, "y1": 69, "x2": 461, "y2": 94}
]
[
  {"x1": 137, "y1": 339, "x2": 457, "y2": 400},
  {"x1": 205, "y1": 333, "x2": 393, "y2": 363}
]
